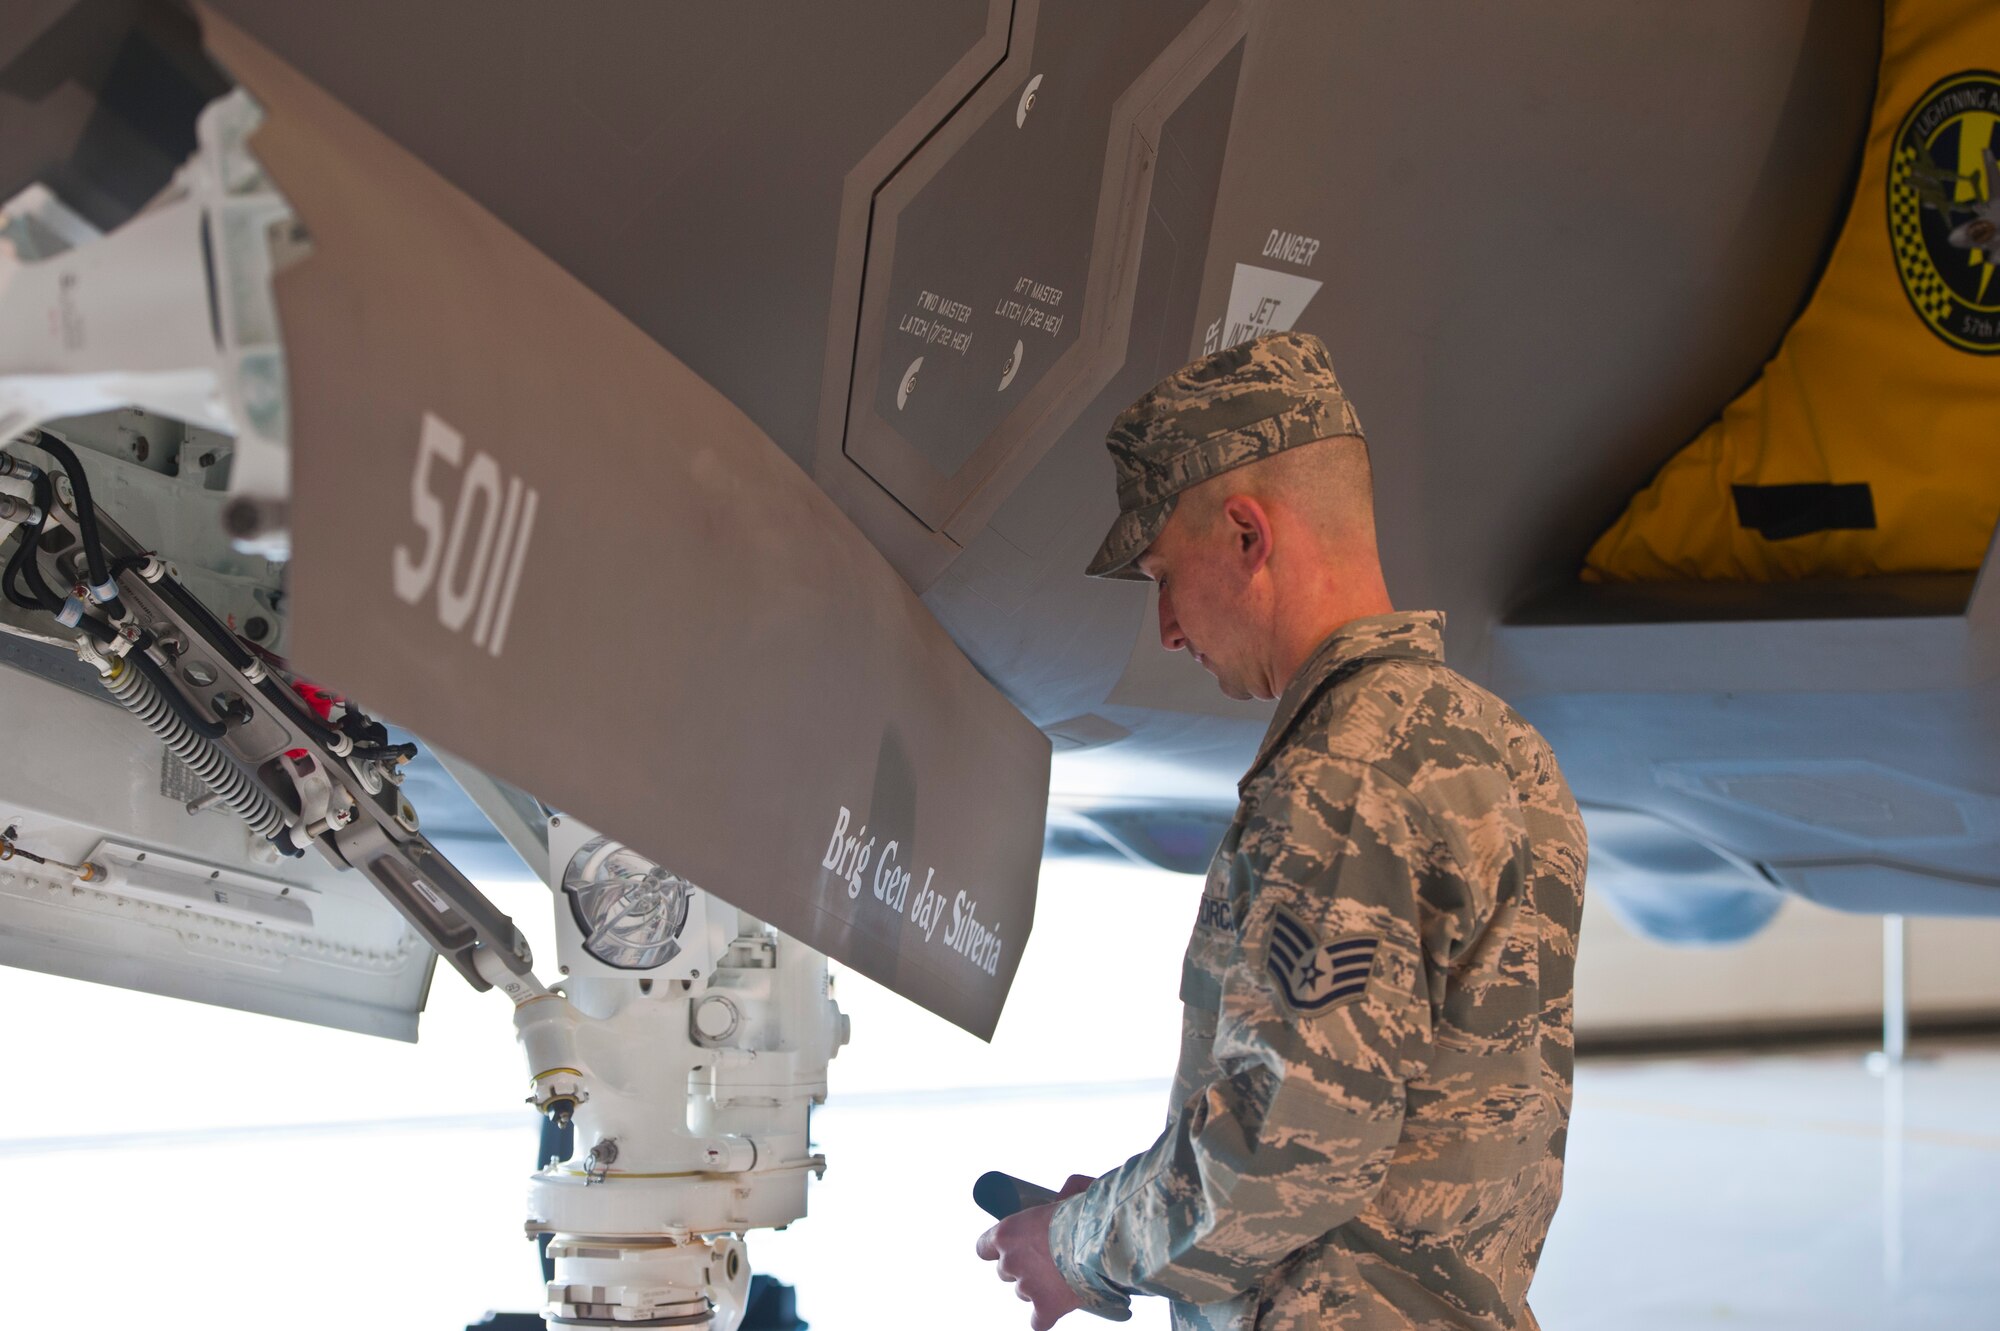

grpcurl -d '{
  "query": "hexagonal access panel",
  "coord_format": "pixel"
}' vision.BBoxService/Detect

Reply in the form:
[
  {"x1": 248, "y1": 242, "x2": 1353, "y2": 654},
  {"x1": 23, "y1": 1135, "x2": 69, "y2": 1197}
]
[{"x1": 842, "y1": 0, "x2": 1242, "y2": 533}]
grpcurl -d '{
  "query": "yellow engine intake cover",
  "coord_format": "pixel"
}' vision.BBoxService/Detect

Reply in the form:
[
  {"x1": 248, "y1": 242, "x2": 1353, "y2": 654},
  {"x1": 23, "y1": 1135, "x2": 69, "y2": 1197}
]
[{"x1": 1585, "y1": 0, "x2": 2000, "y2": 583}]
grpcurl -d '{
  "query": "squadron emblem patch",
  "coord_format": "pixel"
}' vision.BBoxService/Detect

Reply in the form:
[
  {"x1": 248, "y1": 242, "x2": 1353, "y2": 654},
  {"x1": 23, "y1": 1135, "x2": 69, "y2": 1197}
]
[
  {"x1": 1266, "y1": 907, "x2": 1378, "y2": 1014},
  {"x1": 1888, "y1": 70, "x2": 2000, "y2": 354}
]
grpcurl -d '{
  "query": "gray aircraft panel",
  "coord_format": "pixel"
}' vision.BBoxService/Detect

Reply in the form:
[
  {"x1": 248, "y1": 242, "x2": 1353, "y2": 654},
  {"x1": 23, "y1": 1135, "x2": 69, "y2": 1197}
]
[
  {"x1": 843, "y1": 0, "x2": 1220, "y2": 523},
  {"x1": 1497, "y1": 526, "x2": 2000, "y2": 916},
  {"x1": 202, "y1": 0, "x2": 1005, "y2": 479},
  {"x1": 1191, "y1": 0, "x2": 1882, "y2": 675},
  {"x1": 918, "y1": 26, "x2": 1261, "y2": 734},
  {"x1": 903, "y1": 0, "x2": 1891, "y2": 809},
  {"x1": 203, "y1": 10, "x2": 1050, "y2": 1039},
  {"x1": 187, "y1": 0, "x2": 1882, "y2": 681}
]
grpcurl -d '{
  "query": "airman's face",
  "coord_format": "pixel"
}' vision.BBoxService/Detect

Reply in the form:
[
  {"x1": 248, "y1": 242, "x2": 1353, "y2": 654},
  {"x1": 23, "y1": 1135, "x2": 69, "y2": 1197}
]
[{"x1": 1136, "y1": 502, "x2": 1259, "y2": 702}]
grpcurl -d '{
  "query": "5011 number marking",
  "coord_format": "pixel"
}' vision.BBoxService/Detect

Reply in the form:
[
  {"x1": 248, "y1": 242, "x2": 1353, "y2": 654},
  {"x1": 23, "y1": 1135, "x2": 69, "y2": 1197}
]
[{"x1": 392, "y1": 413, "x2": 539, "y2": 657}]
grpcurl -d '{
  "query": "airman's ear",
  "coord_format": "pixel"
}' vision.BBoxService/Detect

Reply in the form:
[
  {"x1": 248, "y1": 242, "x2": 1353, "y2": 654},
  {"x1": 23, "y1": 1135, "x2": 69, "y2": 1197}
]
[{"x1": 1221, "y1": 495, "x2": 1274, "y2": 575}]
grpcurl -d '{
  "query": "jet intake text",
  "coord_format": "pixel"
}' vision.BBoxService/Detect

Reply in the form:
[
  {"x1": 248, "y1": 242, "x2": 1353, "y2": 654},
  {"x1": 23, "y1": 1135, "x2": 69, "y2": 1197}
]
[
  {"x1": 391, "y1": 412, "x2": 540, "y2": 657},
  {"x1": 820, "y1": 806, "x2": 1003, "y2": 977}
]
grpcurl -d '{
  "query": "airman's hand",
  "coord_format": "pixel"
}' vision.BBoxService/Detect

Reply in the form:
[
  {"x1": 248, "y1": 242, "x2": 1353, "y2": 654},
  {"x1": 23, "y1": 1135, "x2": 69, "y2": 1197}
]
[{"x1": 975, "y1": 1174, "x2": 1096, "y2": 1330}]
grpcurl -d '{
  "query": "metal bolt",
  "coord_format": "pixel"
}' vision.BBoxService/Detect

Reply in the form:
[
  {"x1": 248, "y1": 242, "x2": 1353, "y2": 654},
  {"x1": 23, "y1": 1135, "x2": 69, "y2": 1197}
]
[
  {"x1": 395, "y1": 799, "x2": 420, "y2": 833},
  {"x1": 583, "y1": 1137, "x2": 619, "y2": 1186}
]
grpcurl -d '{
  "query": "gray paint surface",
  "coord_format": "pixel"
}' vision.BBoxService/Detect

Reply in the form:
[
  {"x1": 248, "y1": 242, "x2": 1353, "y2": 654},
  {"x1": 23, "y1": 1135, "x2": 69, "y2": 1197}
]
[
  {"x1": 205, "y1": 11, "x2": 1049, "y2": 1039},
  {"x1": 1187, "y1": 0, "x2": 1883, "y2": 673},
  {"x1": 848, "y1": 0, "x2": 1213, "y2": 502},
  {"x1": 169, "y1": 2, "x2": 1997, "y2": 935},
  {"x1": 201, "y1": 0, "x2": 1001, "y2": 476}
]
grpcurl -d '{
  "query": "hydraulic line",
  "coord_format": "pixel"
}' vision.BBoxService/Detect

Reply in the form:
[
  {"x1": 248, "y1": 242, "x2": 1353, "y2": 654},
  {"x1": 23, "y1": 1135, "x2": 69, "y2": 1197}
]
[
  {"x1": 251, "y1": 675, "x2": 350, "y2": 753},
  {"x1": 27, "y1": 432, "x2": 127, "y2": 620},
  {"x1": 99, "y1": 654, "x2": 285, "y2": 839},
  {"x1": 1, "y1": 445, "x2": 295, "y2": 844},
  {"x1": 4, "y1": 474, "x2": 63, "y2": 615},
  {"x1": 3, "y1": 534, "x2": 46, "y2": 613},
  {"x1": 148, "y1": 567, "x2": 255, "y2": 671}
]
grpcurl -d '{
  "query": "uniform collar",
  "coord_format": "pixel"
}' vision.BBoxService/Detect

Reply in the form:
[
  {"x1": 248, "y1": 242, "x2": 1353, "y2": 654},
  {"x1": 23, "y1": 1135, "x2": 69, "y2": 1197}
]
[{"x1": 1239, "y1": 610, "x2": 1447, "y2": 792}]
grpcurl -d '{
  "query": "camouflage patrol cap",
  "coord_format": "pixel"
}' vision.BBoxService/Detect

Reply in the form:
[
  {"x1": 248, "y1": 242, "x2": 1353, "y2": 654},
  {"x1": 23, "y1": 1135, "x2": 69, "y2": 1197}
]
[{"x1": 1086, "y1": 331, "x2": 1364, "y2": 580}]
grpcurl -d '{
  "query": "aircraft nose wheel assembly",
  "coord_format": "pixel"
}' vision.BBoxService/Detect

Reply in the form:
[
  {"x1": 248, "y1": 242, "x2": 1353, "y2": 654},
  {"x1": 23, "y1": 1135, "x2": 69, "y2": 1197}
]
[{"x1": 486, "y1": 815, "x2": 848, "y2": 1331}]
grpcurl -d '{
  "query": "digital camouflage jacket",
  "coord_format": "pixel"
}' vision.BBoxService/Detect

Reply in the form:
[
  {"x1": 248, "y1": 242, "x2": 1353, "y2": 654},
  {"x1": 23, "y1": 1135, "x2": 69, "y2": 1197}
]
[{"x1": 1048, "y1": 611, "x2": 1587, "y2": 1330}]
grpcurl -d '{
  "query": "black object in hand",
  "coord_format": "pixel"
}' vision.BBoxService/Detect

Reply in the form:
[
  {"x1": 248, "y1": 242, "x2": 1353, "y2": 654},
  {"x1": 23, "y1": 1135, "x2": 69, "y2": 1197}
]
[{"x1": 973, "y1": 1170, "x2": 1061, "y2": 1220}]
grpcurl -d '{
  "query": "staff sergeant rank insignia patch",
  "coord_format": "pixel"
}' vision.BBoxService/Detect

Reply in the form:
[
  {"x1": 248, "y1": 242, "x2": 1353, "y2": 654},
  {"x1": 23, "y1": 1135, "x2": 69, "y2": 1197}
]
[{"x1": 1266, "y1": 907, "x2": 1379, "y2": 1014}]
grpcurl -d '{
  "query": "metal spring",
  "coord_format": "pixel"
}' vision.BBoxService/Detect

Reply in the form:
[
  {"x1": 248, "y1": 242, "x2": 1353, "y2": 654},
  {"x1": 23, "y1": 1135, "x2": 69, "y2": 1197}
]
[{"x1": 102, "y1": 657, "x2": 287, "y2": 839}]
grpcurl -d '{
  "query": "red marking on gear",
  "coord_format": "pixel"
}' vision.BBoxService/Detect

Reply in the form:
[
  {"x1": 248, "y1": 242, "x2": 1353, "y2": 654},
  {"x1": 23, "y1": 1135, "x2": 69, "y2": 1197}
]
[{"x1": 290, "y1": 680, "x2": 344, "y2": 721}]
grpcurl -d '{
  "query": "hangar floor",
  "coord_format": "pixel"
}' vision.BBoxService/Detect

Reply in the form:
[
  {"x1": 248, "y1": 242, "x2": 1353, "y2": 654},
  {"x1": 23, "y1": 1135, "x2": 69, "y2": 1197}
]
[
  {"x1": 1534, "y1": 1043, "x2": 2000, "y2": 1331},
  {"x1": 763, "y1": 1040, "x2": 2000, "y2": 1330}
]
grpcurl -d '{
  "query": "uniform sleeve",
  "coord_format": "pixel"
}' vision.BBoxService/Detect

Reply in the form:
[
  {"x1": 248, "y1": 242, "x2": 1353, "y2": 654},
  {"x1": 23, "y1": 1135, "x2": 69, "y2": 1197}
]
[{"x1": 1048, "y1": 757, "x2": 1460, "y2": 1311}]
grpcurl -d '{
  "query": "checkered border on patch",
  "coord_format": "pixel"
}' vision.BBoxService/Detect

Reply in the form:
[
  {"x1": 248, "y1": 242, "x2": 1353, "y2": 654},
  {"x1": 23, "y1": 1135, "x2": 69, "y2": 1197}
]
[
  {"x1": 1890, "y1": 146, "x2": 1957, "y2": 326},
  {"x1": 1884, "y1": 69, "x2": 2000, "y2": 354}
]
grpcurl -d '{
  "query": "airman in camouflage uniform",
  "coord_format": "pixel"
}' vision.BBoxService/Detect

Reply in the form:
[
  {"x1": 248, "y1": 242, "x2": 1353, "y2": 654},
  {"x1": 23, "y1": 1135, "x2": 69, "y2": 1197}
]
[{"x1": 981, "y1": 332, "x2": 1586, "y2": 1330}]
